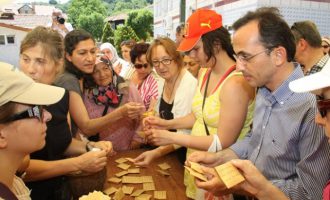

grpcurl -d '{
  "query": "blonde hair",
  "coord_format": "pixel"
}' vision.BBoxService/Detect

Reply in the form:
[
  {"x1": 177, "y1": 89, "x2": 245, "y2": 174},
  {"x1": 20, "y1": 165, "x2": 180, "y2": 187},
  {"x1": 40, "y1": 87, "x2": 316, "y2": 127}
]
[
  {"x1": 20, "y1": 26, "x2": 64, "y2": 74},
  {"x1": 146, "y1": 37, "x2": 183, "y2": 69}
]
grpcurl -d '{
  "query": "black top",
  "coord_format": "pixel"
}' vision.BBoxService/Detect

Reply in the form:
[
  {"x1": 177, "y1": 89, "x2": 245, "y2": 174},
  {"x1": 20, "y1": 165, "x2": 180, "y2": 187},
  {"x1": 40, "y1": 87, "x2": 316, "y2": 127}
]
[
  {"x1": 159, "y1": 97, "x2": 186, "y2": 164},
  {"x1": 27, "y1": 90, "x2": 72, "y2": 200},
  {"x1": 159, "y1": 97, "x2": 174, "y2": 121},
  {"x1": 0, "y1": 182, "x2": 18, "y2": 200}
]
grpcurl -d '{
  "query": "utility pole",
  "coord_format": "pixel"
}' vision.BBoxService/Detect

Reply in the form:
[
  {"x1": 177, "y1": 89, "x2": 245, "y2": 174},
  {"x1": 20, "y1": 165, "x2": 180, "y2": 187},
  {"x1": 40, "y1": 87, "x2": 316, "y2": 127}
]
[{"x1": 180, "y1": 0, "x2": 185, "y2": 23}]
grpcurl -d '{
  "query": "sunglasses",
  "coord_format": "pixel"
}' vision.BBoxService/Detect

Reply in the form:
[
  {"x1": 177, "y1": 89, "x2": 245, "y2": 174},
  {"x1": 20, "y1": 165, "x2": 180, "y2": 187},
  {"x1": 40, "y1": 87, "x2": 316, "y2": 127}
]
[
  {"x1": 317, "y1": 95, "x2": 330, "y2": 118},
  {"x1": 2, "y1": 105, "x2": 44, "y2": 123},
  {"x1": 134, "y1": 63, "x2": 149, "y2": 69}
]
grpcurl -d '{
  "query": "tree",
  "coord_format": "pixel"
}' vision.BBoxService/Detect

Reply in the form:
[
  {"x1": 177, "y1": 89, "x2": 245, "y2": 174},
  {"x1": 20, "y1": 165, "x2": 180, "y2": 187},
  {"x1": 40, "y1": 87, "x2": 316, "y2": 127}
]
[
  {"x1": 104, "y1": 0, "x2": 150, "y2": 14},
  {"x1": 77, "y1": 12, "x2": 104, "y2": 41},
  {"x1": 114, "y1": 24, "x2": 138, "y2": 52},
  {"x1": 49, "y1": 0, "x2": 58, "y2": 5},
  {"x1": 126, "y1": 9, "x2": 153, "y2": 41},
  {"x1": 68, "y1": 0, "x2": 107, "y2": 27},
  {"x1": 101, "y1": 22, "x2": 115, "y2": 44},
  {"x1": 56, "y1": 3, "x2": 69, "y2": 14}
]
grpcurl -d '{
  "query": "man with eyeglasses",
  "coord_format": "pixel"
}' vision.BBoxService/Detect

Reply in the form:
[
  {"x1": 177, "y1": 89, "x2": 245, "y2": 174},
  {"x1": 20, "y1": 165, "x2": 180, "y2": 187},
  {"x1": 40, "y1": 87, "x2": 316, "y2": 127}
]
[
  {"x1": 290, "y1": 21, "x2": 329, "y2": 76},
  {"x1": 188, "y1": 7, "x2": 330, "y2": 200}
]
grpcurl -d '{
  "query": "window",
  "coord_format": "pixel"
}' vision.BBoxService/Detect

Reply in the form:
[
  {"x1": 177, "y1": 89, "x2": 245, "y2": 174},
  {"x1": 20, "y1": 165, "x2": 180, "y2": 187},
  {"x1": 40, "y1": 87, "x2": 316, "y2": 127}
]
[
  {"x1": 7, "y1": 35, "x2": 15, "y2": 44},
  {"x1": 0, "y1": 35, "x2": 5, "y2": 45}
]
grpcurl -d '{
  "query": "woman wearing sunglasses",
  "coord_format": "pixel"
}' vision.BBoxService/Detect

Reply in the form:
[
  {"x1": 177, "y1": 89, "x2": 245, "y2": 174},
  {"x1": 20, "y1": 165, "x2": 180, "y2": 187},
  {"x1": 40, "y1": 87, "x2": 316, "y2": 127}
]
[
  {"x1": 19, "y1": 27, "x2": 117, "y2": 200},
  {"x1": 129, "y1": 42, "x2": 161, "y2": 111},
  {"x1": 0, "y1": 64, "x2": 64, "y2": 200},
  {"x1": 81, "y1": 57, "x2": 145, "y2": 151},
  {"x1": 134, "y1": 37, "x2": 197, "y2": 165}
]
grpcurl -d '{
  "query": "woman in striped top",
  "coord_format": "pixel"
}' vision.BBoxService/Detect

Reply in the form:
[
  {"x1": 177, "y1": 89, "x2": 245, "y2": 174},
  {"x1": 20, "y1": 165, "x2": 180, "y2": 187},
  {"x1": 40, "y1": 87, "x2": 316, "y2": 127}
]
[{"x1": 130, "y1": 43, "x2": 160, "y2": 111}]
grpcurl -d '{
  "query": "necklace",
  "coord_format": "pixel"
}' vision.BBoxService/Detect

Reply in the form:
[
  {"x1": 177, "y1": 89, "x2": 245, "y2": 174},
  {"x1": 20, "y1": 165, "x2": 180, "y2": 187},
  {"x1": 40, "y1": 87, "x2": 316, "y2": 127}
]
[{"x1": 164, "y1": 70, "x2": 181, "y2": 102}]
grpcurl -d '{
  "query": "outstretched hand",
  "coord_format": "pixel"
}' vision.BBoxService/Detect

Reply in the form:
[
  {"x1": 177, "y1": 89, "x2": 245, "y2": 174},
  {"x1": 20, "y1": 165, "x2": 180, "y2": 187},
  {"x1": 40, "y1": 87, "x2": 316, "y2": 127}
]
[{"x1": 145, "y1": 129, "x2": 174, "y2": 146}]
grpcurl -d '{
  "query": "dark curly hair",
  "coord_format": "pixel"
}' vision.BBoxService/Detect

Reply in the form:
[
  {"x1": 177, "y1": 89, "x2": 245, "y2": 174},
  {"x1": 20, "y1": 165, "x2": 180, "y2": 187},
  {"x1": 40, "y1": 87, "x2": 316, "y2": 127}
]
[{"x1": 130, "y1": 42, "x2": 150, "y2": 64}]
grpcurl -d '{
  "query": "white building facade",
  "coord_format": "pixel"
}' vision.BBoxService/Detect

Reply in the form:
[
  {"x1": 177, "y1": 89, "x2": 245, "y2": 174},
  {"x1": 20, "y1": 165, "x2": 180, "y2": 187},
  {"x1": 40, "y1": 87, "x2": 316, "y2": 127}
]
[
  {"x1": 0, "y1": 24, "x2": 29, "y2": 67},
  {"x1": 154, "y1": 0, "x2": 330, "y2": 40}
]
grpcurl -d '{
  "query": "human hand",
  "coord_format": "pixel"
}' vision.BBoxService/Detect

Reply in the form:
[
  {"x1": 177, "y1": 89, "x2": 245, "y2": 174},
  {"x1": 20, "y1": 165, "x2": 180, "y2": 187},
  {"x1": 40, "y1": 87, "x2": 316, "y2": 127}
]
[
  {"x1": 133, "y1": 149, "x2": 161, "y2": 166},
  {"x1": 92, "y1": 141, "x2": 113, "y2": 156},
  {"x1": 230, "y1": 159, "x2": 278, "y2": 198},
  {"x1": 186, "y1": 151, "x2": 221, "y2": 167},
  {"x1": 122, "y1": 102, "x2": 144, "y2": 119},
  {"x1": 75, "y1": 150, "x2": 107, "y2": 173},
  {"x1": 114, "y1": 63, "x2": 122, "y2": 75},
  {"x1": 145, "y1": 129, "x2": 174, "y2": 146},
  {"x1": 194, "y1": 166, "x2": 229, "y2": 196},
  {"x1": 143, "y1": 116, "x2": 168, "y2": 130}
]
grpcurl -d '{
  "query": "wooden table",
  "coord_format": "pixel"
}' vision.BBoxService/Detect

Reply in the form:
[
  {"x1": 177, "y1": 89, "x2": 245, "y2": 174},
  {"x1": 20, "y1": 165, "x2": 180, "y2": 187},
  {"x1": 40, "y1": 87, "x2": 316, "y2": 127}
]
[{"x1": 104, "y1": 148, "x2": 189, "y2": 200}]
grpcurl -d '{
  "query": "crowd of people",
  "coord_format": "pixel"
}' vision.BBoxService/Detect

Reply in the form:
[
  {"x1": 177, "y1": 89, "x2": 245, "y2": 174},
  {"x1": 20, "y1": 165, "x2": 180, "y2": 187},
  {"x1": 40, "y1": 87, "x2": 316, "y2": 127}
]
[{"x1": 1, "y1": 6, "x2": 330, "y2": 200}]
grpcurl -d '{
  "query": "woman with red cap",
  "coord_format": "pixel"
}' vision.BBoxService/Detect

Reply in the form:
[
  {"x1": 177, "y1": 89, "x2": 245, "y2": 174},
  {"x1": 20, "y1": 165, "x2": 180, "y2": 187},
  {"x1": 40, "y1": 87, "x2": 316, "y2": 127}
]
[{"x1": 142, "y1": 9, "x2": 255, "y2": 199}]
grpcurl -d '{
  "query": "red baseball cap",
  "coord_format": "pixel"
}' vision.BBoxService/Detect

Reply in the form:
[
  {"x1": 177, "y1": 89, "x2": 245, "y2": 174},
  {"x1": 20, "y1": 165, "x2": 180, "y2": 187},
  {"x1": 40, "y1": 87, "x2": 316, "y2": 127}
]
[{"x1": 177, "y1": 9, "x2": 222, "y2": 52}]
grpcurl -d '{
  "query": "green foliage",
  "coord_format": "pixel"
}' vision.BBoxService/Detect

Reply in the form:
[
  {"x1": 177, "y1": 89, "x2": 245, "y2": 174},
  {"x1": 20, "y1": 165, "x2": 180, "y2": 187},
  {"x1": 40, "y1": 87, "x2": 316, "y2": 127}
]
[
  {"x1": 77, "y1": 12, "x2": 104, "y2": 41},
  {"x1": 101, "y1": 22, "x2": 115, "y2": 44},
  {"x1": 56, "y1": 3, "x2": 69, "y2": 13},
  {"x1": 104, "y1": 0, "x2": 150, "y2": 14},
  {"x1": 49, "y1": 0, "x2": 58, "y2": 5},
  {"x1": 68, "y1": 0, "x2": 107, "y2": 26},
  {"x1": 114, "y1": 24, "x2": 138, "y2": 52},
  {"x1": 126, "y1": 9, "x2": 153, "y2": 41}
]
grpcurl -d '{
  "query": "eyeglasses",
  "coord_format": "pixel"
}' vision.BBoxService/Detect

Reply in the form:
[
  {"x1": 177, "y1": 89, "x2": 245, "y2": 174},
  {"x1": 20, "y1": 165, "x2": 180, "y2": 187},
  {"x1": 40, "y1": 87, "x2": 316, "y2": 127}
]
[
  {"x1": 183, "y1": 61, "x2": 197, "y2": 67},
  {"x1": 322, "y1": 45, "x2": 330, "y2": 49},
  {"x1": 134, "y1": 63, "x2": 149, "y2": 69},
  {"x1": 233, "y1": 49, "x2": 272, "y2": 65},
  {"x1": 3, "y1": 105, "x2": 44, "y2": 123},
  {"x1": 152, "y1": 58, "x2": 173, "y2": 67},
  {"x1": 316, "y1": 95, "x2": 330, "y2": 118}
]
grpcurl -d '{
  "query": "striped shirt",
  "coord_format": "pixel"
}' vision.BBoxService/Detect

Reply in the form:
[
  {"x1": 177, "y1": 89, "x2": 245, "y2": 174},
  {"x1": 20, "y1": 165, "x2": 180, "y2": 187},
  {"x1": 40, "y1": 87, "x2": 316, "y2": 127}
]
[
  {"x1": 231, "y1": 64, "x2": 330, "y2": 200},
  {"x1": 138, "y1": 72, "x2": 159, "y2": 110}
]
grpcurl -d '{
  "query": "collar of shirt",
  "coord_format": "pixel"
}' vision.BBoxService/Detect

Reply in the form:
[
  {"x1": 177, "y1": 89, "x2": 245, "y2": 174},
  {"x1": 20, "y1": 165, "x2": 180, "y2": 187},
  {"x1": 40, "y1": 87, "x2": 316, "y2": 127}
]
[
  {"x1": 303, "y1": 54, "x2": 329, "y2": 76},
  {"x1": 259, "y1": 62, "x2": 303, "y2": 107}
]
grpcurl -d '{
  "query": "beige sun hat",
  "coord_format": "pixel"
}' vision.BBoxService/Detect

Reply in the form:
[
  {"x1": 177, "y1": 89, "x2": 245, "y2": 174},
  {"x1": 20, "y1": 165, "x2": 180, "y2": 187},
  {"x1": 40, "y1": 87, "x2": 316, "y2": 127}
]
[
  {"x1": 0, "y1": 62, "x2": 64, "y2": 106},
  {"x1": 322, "y1": 37, "x2": 330, "y2": 45}
]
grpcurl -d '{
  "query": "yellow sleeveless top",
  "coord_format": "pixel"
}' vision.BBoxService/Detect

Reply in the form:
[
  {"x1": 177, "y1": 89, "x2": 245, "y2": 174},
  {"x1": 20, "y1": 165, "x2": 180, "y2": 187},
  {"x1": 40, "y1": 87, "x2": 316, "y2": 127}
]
[{"x1": 184, "y1": 68, "x2": 255, "y2": 198}]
